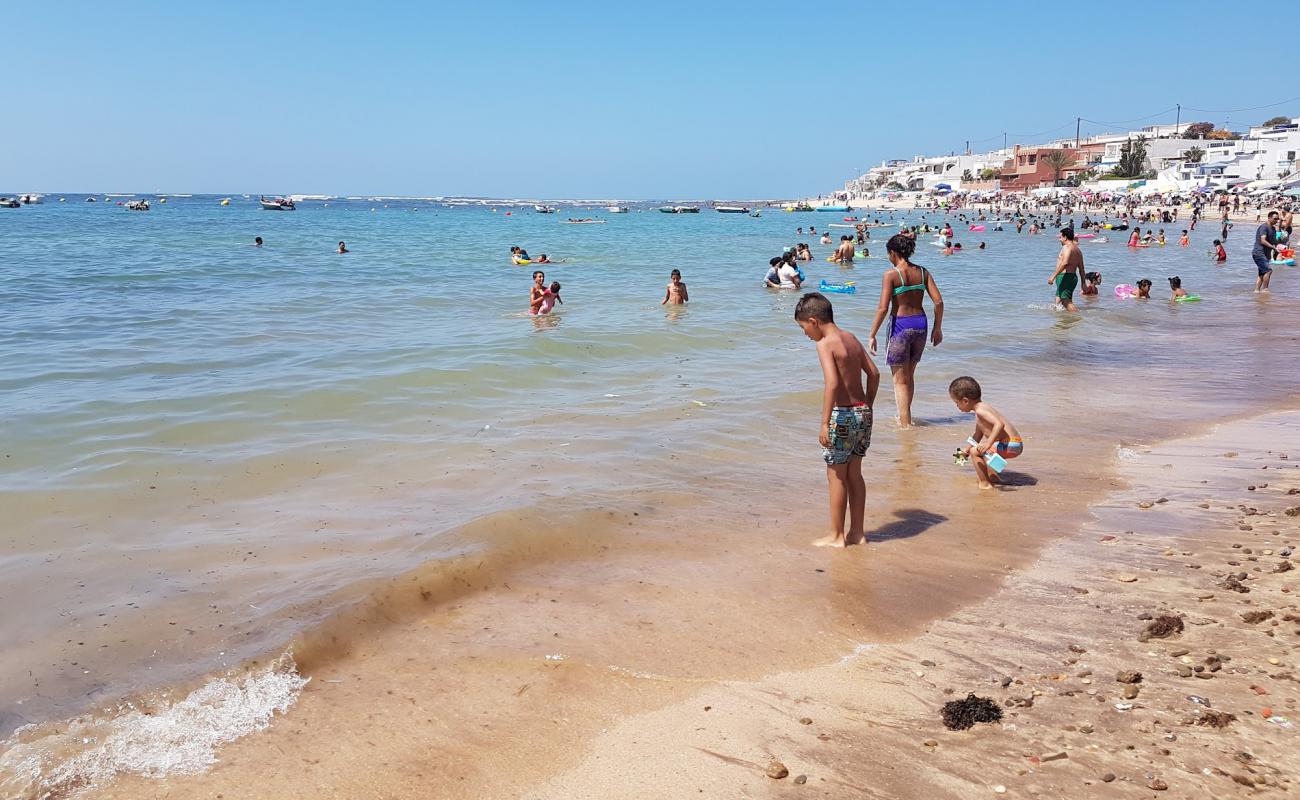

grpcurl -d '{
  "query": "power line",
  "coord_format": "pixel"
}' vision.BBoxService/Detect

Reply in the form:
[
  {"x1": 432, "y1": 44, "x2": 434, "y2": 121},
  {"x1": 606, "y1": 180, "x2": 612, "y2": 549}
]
[
  {"x1": 1181, "y1": 95, "x2": 1300, "y2": 115},
  {"x1": 1078, "y1": 106, "x2": 1178, "y2": 128}
]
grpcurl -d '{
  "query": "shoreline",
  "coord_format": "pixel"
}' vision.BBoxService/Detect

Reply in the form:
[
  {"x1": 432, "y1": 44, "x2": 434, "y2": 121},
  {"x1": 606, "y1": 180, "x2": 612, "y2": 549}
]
[
  {"x1": 3, "y1": 198, "x2": 1297, "y2": 798},
  {"x1": 6, "y1": 403, "x2": 1296, "y2": 798},
  {"x1": 525, "y1": 410, "x2": 1300, "y2": 798}
]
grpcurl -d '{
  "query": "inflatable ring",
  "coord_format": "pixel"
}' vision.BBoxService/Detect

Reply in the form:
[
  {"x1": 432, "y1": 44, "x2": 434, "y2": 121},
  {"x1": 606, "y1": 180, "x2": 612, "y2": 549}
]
[
  {"x1": 1175, "y1": 295, "x2": 1202, "y2": 303},
  {"x1": 1114, "y1": 283, "x2": 1137, "y2": 298},
  {"x1": 1269, "y1": 258, "x2": 1295, "y2": 266}
]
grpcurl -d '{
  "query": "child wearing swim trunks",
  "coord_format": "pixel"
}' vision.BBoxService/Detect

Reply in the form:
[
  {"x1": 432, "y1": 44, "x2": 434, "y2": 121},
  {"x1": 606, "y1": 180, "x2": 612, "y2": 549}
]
[
  {"x1": 795, "y1": 292, "x2": 880, "y2": 548},
  {"x1": 949, "y1": 376, "x2": 1022, "y2": 490}
]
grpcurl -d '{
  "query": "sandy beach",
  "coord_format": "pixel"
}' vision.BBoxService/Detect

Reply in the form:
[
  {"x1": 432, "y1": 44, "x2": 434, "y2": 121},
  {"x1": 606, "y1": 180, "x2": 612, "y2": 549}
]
[{"x1": 9, "y1": 404, "x2": 1295, "y2": 799}]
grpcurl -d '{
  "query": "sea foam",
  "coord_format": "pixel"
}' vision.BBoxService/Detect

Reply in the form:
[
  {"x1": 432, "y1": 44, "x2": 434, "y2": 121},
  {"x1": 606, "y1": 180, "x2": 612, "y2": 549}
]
[{"x1": 0, "y1": 655, "x2": 307, "y2": 799}]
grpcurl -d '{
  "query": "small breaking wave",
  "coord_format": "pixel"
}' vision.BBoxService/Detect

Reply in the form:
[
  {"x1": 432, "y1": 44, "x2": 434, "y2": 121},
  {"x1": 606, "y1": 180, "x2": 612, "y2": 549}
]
[{"x1": 0, "y1": 655, "x2": 307, "y2": 800}]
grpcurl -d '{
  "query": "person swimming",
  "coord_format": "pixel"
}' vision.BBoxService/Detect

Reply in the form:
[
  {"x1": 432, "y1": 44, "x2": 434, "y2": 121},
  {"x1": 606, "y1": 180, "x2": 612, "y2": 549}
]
[{"x1": 337, "y1": 241, "x2": 349, "y2": 254}]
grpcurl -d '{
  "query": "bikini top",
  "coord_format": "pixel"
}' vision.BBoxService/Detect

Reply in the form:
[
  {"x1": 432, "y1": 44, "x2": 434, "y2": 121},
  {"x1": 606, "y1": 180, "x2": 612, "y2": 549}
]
[{"x1": 892, "y1": 265, "x2": 927, "y2": 296}]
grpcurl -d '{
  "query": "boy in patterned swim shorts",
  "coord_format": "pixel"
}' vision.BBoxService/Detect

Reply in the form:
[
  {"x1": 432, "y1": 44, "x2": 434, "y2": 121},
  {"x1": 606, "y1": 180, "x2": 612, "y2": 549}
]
[{"x1": 795, "y1": 292, "x2": 881, "y2": 548}]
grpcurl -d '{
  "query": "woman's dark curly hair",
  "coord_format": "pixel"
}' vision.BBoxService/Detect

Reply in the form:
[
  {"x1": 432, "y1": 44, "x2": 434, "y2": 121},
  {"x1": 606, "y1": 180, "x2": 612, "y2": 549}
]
[{"x1": 886, "y1": 233, "x2": 916, "y2": 260}]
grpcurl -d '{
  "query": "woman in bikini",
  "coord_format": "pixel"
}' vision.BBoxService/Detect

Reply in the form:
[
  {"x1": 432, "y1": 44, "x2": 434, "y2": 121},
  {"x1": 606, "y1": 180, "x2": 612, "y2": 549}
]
[{"x1": 867, "y1": 233, "x2": 944, "y2": 429}]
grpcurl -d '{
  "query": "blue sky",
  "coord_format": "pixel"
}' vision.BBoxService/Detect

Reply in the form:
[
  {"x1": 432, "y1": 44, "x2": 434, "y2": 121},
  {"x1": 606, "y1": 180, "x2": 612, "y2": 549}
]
[{"x1": 3, "y1": 1, "x2": 1285, "y2": 198}]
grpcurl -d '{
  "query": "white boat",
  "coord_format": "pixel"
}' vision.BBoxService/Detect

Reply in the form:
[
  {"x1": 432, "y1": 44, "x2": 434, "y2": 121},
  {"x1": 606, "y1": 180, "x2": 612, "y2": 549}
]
[
  {"x1": 19, "y1": 193, "x2": 44, "y2": 205},
  {"x1": 0, "y1": 197, "x2": 21, "y2": 209},
  {"x1": 260, "y1": 196, "x2": 296, "y2": 211},
  {"x1": 126, "y1": 200, "x2": 150, "y2": 211},
  {"x1": 534, "y1": 204, "x2": 557, "y2": 214},
  {"x1": 658, "y1": 206, "x2": 700, "y2": 214},
  {"x1": 715, "y1": 205, "x2": 750, "y2": 213},
  {"x1": 605, "y1": 205, "x2": 629, "y2": 213}
]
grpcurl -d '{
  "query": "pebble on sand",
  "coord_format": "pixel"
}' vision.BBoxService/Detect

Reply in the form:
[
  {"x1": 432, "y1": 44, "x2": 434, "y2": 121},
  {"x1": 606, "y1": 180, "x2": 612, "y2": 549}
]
[{"x1": 766, "y1": 761, "x2": 790, "y2": 779}]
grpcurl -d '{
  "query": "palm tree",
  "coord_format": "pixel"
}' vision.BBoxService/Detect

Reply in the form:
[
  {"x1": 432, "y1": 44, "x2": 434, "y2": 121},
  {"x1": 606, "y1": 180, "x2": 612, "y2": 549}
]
[
  {"x1": 1184, "y1": 146, "x2": 1205, "y2": 164},
  {"x1": 1042, "y1": 149, "x2": 1074, "y2": 184}
]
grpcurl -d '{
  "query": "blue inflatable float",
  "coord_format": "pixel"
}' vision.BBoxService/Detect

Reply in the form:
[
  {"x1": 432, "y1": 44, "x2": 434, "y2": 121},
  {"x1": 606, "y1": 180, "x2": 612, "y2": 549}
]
[{"x1": 819, "y1": 279, "x2": 856, "y2": 294}]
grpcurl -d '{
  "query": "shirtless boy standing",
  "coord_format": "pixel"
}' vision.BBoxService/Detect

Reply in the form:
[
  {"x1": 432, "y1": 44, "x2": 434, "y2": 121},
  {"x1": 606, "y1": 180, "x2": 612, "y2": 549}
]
[
  {"x1": 795, "y1": 293, "x2": 880, "y2": 548},
  {"x1": 1048, "y1": 227, "x2": 1085, "y2": 312},
  {"x1": 529, "y1": 270, "x2": 547, "y2": 315},
  {"x1": 662, "y1": 269, "x2": 688, "y2": 304}
]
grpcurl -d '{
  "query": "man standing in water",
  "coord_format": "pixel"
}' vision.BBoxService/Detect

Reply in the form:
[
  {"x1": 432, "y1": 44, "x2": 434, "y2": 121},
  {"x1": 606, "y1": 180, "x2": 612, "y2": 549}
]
[
  {"x1": 832, "y1": 235, "x2": 856, "y2": 265},
  {"x1": 1048, "y1": 227, "x2": 1085, "y2": 312},
  {"x1": 1253, "y1": 211, "x2": 1280, "y2": 293}
]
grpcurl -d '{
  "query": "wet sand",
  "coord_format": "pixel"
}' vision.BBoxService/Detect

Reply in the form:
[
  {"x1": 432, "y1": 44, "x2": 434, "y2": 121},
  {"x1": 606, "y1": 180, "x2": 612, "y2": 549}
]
[
  {"x1": 9, "y1": 395, "x2": 1298, "y2": 798},
  {"x1": 524, "y1": 411, "x2": 1300, "y2": 798}
]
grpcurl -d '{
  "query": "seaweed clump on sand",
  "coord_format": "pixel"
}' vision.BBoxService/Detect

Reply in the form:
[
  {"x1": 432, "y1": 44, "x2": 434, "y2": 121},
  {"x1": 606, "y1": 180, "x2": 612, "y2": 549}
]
[
  {"x1": 941, "y1": 694, "x2": 1003, "y2": 730},
  {"x1": 1196, "y1": 710, "x2": 1236, "y2": 729},
  {"x1": 1140, "y1": 614, "x2": 1184, "y2": 641}
]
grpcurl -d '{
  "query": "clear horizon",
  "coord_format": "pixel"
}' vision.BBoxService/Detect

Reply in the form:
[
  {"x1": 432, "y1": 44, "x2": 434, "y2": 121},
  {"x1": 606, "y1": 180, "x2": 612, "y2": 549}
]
[{"x1": 4, "y1": 1, "x2": 1285, "y2": 197}]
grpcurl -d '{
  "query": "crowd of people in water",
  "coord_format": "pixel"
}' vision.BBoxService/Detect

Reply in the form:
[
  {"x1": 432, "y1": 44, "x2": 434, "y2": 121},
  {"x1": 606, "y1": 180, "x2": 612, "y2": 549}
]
[
  {"x1": 776, "y1": 197, "x2": 1292, "y2": 544},
  {"x1": 239, "y1": 191, "x2": 1291, "y2": 548}
]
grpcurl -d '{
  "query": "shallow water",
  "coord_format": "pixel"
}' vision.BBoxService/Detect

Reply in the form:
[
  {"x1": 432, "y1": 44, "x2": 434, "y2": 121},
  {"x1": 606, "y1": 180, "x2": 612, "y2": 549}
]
[{"x1": 2, "y1": 196, "x2": 1298, "y2": 744}]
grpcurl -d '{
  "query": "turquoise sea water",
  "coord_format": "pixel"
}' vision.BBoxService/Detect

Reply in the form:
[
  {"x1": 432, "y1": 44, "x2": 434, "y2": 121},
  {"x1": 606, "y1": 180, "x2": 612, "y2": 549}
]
[{"x1": 2, "y1": 195, "x2": 1298, "y2": 730}]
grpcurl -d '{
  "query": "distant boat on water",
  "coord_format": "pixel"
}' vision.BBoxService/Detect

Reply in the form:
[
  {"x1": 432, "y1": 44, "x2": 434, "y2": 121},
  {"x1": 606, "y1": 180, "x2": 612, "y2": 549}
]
[
  {"x1": 260, "y1": 196, "x2": 296, "y2": 211},
  {"x1": 534, "y1": 204, "x2": 557, "y2": 214},
  {"x1": 0, "y1": 197, "x2": 21, "y2": 209},
  {"x1": 20, "y1": 193, "x2": 44, "y2": 205},
  {"x1": 605, "y1": 205, "x2": 629, "y2": 213},
  {"x1": 658, "y1": 206, "x2": 700, "y2": 213},
  {"x1": 714, "y1": 205, "x2": 750, "y2": 214},
  {"x1": 126, "y1": 199, "x2": 150, "y2": 211}
]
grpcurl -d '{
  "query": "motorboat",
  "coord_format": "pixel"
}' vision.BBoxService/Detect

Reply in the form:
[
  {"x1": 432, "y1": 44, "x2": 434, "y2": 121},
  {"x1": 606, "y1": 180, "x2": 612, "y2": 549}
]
[
  {"x1": 715, "y1": 205, "x2": 750, "y2": 213},
  {"x1": 534, "y1": 204, "x2": 557, "y2": 214},
  {"x1": 85, "y1": 197, "x2": 97, "y2": 202},
  {"x1": 260, "y1": 196, "x2": 296, "y2": 211},
  {"x1": 0, "y1": 197, "x2": 21, "y2": 209},
  {"x1": 126, "y1": 199, "x2": 150, "y2": 211},
  {"x1": 784, "y1": 203, "x2": 815, "y2": 212},
  {"x1": 658, "y1": 205, "x2": 700, "y2": 213},
  {"x1": 20, "y1": 193, "x2": 44, "y2": 204},
  {"x1": 605, "y1": 205, "x2": 629, "y2": 213}
]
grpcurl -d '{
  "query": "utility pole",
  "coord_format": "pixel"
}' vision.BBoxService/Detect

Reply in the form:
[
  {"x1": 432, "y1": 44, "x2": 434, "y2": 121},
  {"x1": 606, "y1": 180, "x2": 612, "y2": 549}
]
[
  {"x1": 1175, "y1": 103, "x2": 1180, "y2": 136},
  {"x1": 1002, "y1": 132, "x2": 1007, "y2": 151},
  {"x1": 1075, "y1": 117, "x2": 1080, "y2": 148}
]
